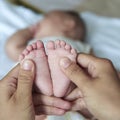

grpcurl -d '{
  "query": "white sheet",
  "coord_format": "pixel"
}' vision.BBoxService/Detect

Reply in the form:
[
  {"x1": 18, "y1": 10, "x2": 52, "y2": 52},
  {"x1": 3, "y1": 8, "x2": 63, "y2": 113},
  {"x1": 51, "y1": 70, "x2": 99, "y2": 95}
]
[
  {"x1": 0, "y1": 0, "x2": 120, "y2": 80},
  {"x1": 0, "y1": 0, "x2": 42, "y2": 79},
  {"x1": 81, "y1": 13, "x2": 120, "y2": 71},
  {"x1": 26, "y1": 0, "x2": 85, "y2": 12}
]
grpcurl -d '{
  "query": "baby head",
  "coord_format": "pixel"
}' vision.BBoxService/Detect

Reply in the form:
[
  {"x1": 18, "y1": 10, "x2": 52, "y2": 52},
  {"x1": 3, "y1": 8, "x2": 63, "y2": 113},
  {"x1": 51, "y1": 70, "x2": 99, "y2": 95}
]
[{"x1": 34, "y1": 10, "x2": 86, "y2": 41}]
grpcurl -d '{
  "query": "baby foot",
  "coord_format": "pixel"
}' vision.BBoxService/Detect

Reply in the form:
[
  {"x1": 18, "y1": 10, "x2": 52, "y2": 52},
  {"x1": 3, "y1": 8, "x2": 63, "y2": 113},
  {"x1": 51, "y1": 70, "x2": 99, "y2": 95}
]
[
  {"x1": 46, "y1": 40, "x2": 77, "y2": 97},
  {"x1": 19, "y1": 40, "x2": 53, "y2": 96}
]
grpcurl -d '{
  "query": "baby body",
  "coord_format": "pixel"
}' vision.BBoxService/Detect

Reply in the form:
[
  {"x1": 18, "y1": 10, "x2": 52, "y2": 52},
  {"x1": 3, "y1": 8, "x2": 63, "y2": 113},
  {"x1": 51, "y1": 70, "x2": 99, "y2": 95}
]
[{"x1": 6, "y1": 10, "x2": 90, "y2": 97}]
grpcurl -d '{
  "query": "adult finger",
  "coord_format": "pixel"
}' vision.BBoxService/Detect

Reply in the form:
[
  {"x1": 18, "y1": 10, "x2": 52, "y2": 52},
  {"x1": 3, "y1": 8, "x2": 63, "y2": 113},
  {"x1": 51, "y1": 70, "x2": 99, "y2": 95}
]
[
  {"x1": 35, "y1": 105, "x2": 66, "y2": 115},
  {"x1": 64, "y1": 88, "x2": 83, "y2": 101},
  {"x1": 0, "y1": 64, "x2": 20, "y2": 101},
  {"x1": 1, "y1": 64, "x2": 19, "y2": 83},
  {"x1": 33, "y1": 94, "x2": 71, "y2": 110},
  {"x1": 77, "y1": 54, "x2": 114, "y2": 78},
  {"x1": 16, "y1": 60, "x2": 35, "y2": 98},
  {"x1": 60, "y1": 57, "x2": 91, "y2": 89},
  {"x1": 77, "y1": 54, "x2": 100, "y2": 69}
]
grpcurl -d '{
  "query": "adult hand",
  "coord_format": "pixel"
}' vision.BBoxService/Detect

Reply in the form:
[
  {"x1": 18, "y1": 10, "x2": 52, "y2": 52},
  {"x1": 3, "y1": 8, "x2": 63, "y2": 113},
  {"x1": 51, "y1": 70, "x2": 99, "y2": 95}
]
[
  {"x1": 64, "y1": 88, "x2": 93, "y2": 119},
  {"x1": 60, "y1": 54, "x2": 120, "y2": 120},
  {"x1": 0, "y1": 60, "x2": 71, "y2": 120},
  {"x1": 33, "y1": 93, "x2": 71, "y2": 116},
  {"x1": 0, "y1": 60, "x2": 35, "y2": 120}
]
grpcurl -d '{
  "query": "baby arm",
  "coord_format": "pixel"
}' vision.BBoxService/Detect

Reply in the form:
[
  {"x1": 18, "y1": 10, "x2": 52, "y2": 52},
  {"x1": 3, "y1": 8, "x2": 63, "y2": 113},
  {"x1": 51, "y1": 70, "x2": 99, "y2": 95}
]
[{"x1": 5, "y1": 27, "x2": 36, "y2": 61}]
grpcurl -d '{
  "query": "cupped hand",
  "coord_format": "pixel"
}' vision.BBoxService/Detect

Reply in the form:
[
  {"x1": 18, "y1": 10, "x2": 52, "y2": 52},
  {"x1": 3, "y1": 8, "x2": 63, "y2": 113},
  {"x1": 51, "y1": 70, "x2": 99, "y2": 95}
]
[
  {"x1": 0, "y1": 59, "x2": 71, "y2": 120},
  {"x1": 0, "y1": 60, "x2": 35, "y2": 120},
  {"x1": 60, "y1": 54, "x2": 120, "y2": 120}
]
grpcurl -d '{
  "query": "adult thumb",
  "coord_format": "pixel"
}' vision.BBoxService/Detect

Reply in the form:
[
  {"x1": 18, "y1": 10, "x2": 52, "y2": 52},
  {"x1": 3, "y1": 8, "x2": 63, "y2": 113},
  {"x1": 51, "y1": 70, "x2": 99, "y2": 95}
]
[
  {"x1": 60, "y1": 58, "x2": 90, "y2": 89},
  {"x1": 17, "y1": 59, "x2": 35, "y2": 98}
]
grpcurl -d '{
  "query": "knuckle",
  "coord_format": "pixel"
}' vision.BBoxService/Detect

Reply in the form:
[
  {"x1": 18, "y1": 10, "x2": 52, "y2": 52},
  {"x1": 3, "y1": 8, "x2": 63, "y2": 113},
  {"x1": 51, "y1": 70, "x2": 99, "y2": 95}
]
[
  {"x1": 102, "y1": 58, "x2": 113, "y2": 68},
  {"x1": 19, "y1": 72, "x2": 33, "y2": 83},
  {"x1": 103, "y1": 58, "x2": 111, "y2": 64},
  {"x1": 98, "y1": 58, "x2": 113, "y2": 68}
]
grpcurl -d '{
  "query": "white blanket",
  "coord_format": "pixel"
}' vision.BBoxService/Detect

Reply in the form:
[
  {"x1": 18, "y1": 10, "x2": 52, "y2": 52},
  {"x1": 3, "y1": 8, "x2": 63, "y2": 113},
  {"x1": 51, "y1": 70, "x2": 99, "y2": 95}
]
[
  {"x1": 26, "y1": 0, "x2": 85, "y2": 12},
  {"x1": 0, "y1": 0, "x2": 42, "y2": 79},
  {"x1": 1, "y1": 0, "x2": 120, "y2": 78},
  {"x1": 81, "y1": 13, "x2": 120, "y2": 71}
]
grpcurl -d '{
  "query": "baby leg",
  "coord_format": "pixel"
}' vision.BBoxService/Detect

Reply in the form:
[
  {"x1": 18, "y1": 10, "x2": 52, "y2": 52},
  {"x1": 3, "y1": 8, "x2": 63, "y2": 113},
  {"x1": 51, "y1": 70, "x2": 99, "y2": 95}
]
[
  {"x1": 46, "y1": 40, "x2": 77, "y2": 97},
  {"x1": 19, "y1": 40, "x2": 53, "y2": 96}
]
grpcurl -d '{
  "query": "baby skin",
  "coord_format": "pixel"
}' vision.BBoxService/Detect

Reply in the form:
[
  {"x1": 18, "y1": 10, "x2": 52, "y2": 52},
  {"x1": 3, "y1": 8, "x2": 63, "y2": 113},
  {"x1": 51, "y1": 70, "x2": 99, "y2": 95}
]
[{"x1": 19, "y1": 40, "x2": 77, "y2": 97}]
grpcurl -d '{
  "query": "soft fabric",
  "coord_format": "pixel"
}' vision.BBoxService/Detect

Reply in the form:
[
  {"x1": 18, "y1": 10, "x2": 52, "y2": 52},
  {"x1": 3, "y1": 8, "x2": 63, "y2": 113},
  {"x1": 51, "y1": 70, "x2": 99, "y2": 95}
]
[
  {"x1": 47, "y1": 112, "x2": 85, "y2": 120},
  {"x1": 0, "y1": 0, "x2": 42, "y2": 79},
  {"x1": 81, "y1": 12, "x2": 120, "y2": 71}
]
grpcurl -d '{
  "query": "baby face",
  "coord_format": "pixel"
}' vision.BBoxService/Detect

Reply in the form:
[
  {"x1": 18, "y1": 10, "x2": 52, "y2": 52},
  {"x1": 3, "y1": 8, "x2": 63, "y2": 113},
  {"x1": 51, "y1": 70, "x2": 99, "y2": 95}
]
[{"x1": 34, "y1": 12, "x2": 66, "y2": 39}]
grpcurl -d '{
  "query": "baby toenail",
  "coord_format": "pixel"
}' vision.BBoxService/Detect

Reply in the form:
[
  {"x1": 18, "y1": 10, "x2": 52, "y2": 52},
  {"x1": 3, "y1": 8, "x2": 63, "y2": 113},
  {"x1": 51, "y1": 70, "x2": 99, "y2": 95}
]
[{"x1": 60, "y1": 58, "x2": 71, "y2": 68}]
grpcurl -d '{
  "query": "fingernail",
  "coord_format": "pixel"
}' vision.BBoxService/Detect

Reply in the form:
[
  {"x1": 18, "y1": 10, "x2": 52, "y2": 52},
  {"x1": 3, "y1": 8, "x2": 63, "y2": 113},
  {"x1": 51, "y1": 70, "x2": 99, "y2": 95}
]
[
  {"x1": 21, "y1": 60, "x2": 33, "y2": 71},
  {"x1": 60, "y1": 58, "x2": 71, "y2": 68}
]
